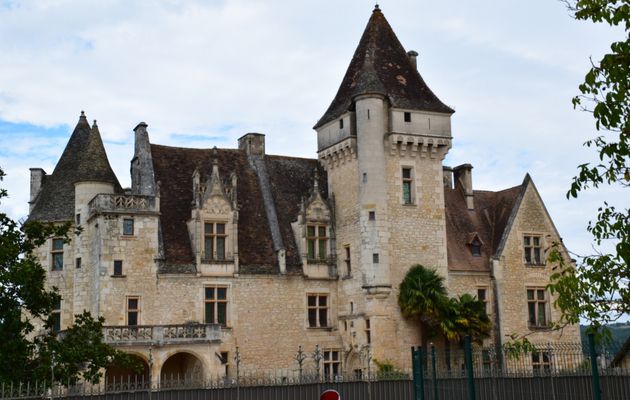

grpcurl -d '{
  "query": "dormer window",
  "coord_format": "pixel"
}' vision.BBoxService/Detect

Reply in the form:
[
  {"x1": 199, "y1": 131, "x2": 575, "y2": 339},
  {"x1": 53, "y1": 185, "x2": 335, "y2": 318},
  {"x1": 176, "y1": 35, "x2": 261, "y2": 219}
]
[
  {"x1": 204, "y1": 222, "x2": 227, "y2": 261},
  {"x1": 471, "y1": 238, "x2": 482, "y2": 257},
  {"x1": 307, "y1": 224, "x2": 328, "y2": 261}
]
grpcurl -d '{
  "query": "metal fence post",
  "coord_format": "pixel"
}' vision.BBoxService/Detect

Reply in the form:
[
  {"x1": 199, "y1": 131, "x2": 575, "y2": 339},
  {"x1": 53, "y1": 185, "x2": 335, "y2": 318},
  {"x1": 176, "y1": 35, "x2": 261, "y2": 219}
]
[
  {"x1": 412, "y1": 347, "x2": 425, "y2": 400},
  {"x1": 464, "y1": 336, "x2": 476, "y2": 400},
  {"x1": 431, "y1": 344, "x2": 438, "y2": 400},
  {"x1": 587, "y1": 333, "x2": 602, "y2": 400}
]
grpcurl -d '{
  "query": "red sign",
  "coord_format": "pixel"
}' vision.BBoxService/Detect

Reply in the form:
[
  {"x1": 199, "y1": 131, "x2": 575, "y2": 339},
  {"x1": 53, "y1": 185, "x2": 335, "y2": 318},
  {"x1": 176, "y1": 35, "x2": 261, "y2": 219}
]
[{"x1": 320, "y1": 389, "x2": 340, "y2": 400}]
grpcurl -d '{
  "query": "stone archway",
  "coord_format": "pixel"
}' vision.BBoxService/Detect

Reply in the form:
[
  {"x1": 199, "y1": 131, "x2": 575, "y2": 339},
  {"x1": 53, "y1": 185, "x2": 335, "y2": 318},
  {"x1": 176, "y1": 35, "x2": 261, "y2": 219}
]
[
  {"x1": 345, "y1": 350, "x2": 364, "y2": 380},
  {"x1": 160, "y1": 352, "x2": 204, "y2": 387},
  {"x1": 105, "y1": 354, "x2": 150, "y2": 389}
]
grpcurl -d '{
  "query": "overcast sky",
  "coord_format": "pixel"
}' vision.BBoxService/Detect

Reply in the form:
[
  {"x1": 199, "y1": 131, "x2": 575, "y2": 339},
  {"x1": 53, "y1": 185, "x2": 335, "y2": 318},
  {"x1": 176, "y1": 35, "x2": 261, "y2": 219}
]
[{"x1": 0, "y1": 0, "x2": 626, "y2": 261}]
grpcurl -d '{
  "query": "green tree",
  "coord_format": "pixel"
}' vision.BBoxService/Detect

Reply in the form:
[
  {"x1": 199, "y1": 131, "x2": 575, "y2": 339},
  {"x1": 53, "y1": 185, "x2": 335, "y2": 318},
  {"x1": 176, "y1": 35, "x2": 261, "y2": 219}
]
[
  {"x1": 439, "y1": 294, "x2": 492, "y2": 344},
  {"x1": 398, "y1": 264, "x2": 448, "y2": 350},
  {"x1": 549, "y1": 0, "x2": 629, "y2": 332},
  {"x1": 0, "y1": 167, "x2": 136, "y2": 384}
]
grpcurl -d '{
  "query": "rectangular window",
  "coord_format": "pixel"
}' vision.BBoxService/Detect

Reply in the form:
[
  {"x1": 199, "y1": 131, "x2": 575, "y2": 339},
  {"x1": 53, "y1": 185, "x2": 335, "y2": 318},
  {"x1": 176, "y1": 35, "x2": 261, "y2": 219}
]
[
  {"x1": 404, "y1": 111, "x2": 412, "y2": 122},
  {"x1": 307, "y1": 225, "x2": 328, "y2": 261},
  {"x1": 477, "y1": 288, "x2": 487, "y2": 314},
  {"x1": 123, "y1": 218, "x2": 134, "y2": 236},
  {"x1": 344, "y1": 245, "x2": 351, "y2": 277},
  {"x1": 76, "y1": 257, "x2": 82, "y2": 269},
  {"x1": 204, "y1": 222, "x2": 227, "y2": 261},
  {"x1": 532, "y1": 351, "x2": 551, "y2": 374},
  {"x1": 372, "y1": 253, "x2": 379, "y2": 264},
  {"x1": 402, "y1": 168, "x2": 413, "y2": 204},
  {"x1": 127, "y1": 297, "x2": 140, "y2": 326},
  {"x1": 205, "y1": 286, "x2": 228, "y2": 326},
  {"x1": 220, "y1": 351, "x2": 229, "y2": 377},
  {"x1": 527, "y1": 288, "x2": 548, "y2": 328},
  {"x1": 113, "y1": 260, "x2": 123, "y2": 276},
  {"x1": 368, "y1": 211, "x2": 375, "y2": 221},
  {"x1": 51, "y1": 238, "x2": 64, "y2": 271},
  {"x1": 365, "y1": 319, "x2": 371, "y2": 344},
  {"x1": 75, "y1": 213, "x2": 81, "y2": 225},
  {"x1": 51, "y1": 300, "x2": 61, "y2": 332},
  {"x1": 524, "y1": 235, "x2": 543, "y2": 264},
  {"x1": 323, "y1": 350, "x2": 341, "y2": 380},
  {"x1": 339, "y1": 118, "x2": 344, "y2": 129},
  {"x1": 307, "y1": 294, "x2": 329, "y2": 328}
]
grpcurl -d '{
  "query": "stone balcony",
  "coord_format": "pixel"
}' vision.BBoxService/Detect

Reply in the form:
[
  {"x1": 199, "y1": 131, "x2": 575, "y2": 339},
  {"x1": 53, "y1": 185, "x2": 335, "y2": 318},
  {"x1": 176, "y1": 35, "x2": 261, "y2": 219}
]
[
  {"x1": 88, "y1": 193, "x2": 158, "y2": 218},
  {"x1": 103, "y1": 324, "x2": 221, "y2": 346}
]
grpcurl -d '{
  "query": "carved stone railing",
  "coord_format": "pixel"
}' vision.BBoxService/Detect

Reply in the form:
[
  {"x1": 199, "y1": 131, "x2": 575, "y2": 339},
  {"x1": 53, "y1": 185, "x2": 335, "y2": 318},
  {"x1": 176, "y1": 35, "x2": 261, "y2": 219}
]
[
  {"x1": 88, "y1": 194, "x2": 157, "y2": 218},
  {"x1": 103, "y1": 324, "x2": 221, "y2": 346}
]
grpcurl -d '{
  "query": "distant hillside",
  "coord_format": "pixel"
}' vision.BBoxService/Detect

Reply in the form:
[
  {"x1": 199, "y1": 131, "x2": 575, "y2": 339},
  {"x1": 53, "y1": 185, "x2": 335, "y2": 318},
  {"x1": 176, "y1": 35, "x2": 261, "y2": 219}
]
[{"x1": 580, "y1": 322, "x2": 630, "y2": 354}]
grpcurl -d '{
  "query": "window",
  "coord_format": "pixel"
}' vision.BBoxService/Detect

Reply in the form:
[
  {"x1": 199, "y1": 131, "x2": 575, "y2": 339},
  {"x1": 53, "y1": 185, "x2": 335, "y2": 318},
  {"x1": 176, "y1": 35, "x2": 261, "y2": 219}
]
[
  {"x1": 76, "y1": 257, "x2": 82, "y2": 269},
  {"x1": 527, "y1": 288, "x2": 548, "y2": 328},
  {"x1": 323, "y1": 350, "x2": 341, "y2": 380},
  {"x1": 471, "y1": 238, "x2": 482, "y2": 257},
  {"x1": 51, "y1": 238, "x2": 64, "y2": 271},
  {"x1": 365, "y1": 319, "x2": 371, "y2": 344},
  {"x1": 307, "y1": 294, "x2": 328, "y2": 328},
  {"x1": 113, "y1": 260, "x2": 123, "y2": 276},
  {"x1": 51, "y1": 300, "x2": 61, "y2": 332},
  {"x1": 477, "y1": 288, "x2": 488, "y2": 314},
  {"x1": 127, "y1": 297, "x2": 140, "y2": 326},
  {"x1": 372, "y1": 253, "x2": 379, "y2": 264},
  {"x1": 532, "y1": 351, "x2": 551, "y2": 374},
  {"x1": 524, "y1": 235, "x2": 543, "y2": 264},
  {"x1": 307, "y1": 225, "x2": 328, "y2": 261},
  {"x1": 220, "y1": 351, "x2": 229, "y2": 377},
  {"x1": 402, "y1": 168, "x2": 413, "y2": 204},
  {"x1": 75, "y1": 213, "x2": 81, "y2": 225},
  {"x1": 123, "y1": 218, "x2": 134, "y2": 236},
  {"x1": 204, "y1": 222, "x2": 227, "y2": 261},
  {"x1": 339, "y1": 119, "x2": 344, "y2": 129},
  {"x1": 482, "y1": 350, "x2": 492, "y2": 374},
  {"x1": 404, "y1": 112, "x2": 412, "y2": 122},
  {"x1": 205, "y1": 286, "x2": 228, "y2": 326},
  {"x1": 344, "y1": 246, "x2": 351, "y2": 276},
  {"x1": 368, "y1": 211, "x2": 375, "y2": 221}
]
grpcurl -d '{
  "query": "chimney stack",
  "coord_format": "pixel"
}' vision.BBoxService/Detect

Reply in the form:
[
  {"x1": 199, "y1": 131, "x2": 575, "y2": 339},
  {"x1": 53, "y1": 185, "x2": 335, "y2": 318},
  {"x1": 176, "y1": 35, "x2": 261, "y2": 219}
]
[
  {"x1": 443, "y1": 166, "x2": 453, "y2": 189},
  {"x1": 407, "y1": 50, "x2": 418, "y2": 70},
  {"x1": 238, "y1": 133, "x2": 266, "y2": 156},
  {"x1": 453, "y1": 164, "x2": 474, "y2": 210},
  {"x1": 29, "y1": 168, "x2": 46, "y2": 212}
]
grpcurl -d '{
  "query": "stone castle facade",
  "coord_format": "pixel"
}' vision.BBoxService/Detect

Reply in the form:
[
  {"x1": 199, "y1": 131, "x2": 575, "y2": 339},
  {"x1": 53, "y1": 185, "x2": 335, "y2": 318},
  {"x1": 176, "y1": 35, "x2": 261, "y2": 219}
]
[{"x1": 28, "y1": 6, "x2": 579, "y2": 383}]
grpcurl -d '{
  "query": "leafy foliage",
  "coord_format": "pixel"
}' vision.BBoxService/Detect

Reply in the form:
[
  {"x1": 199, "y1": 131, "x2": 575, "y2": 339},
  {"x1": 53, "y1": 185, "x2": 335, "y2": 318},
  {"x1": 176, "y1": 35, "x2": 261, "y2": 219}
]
[
  {"x1": 0, "y1": 167, "x2": 137, "y2": 384},
  {"x1": 439, "y1": 294, "x2": 492, "y2": 344},
  {"x1": 548, "y1": 0, "x2": 630, "y2": 331}
]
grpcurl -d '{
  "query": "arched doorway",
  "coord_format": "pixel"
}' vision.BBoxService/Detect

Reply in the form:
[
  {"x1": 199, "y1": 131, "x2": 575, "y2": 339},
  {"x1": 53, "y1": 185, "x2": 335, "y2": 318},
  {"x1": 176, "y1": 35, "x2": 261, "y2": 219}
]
[
  {"x1": 160, "y1": 352, "x2": 204, "y2": 387},
  {"x1": 105, "y1": 354, "x2": 150, "y2": 389}
]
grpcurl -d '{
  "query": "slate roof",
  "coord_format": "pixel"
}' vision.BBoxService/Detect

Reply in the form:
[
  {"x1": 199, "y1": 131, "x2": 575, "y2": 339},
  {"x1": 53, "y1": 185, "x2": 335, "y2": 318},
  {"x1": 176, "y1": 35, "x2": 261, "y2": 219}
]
[
  {"x1": 445, "y1": 184, "x2": 523, "y2": 272},
  {"x1": 314, "y1": 6, "x2": 454, "y2": 129},
  {"x1": 150, "y1": 145, "x2": 326, "y2": 274},
  {"x1": 29, "y1": 113, "x2": 122, "y2": 222}
]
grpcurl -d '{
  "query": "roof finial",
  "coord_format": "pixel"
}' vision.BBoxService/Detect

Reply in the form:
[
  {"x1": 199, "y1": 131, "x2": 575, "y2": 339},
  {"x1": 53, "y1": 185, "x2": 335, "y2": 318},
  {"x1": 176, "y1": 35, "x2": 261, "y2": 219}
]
[
  {"x1": 374, "y1": 3, "x2": 380, "y2": 12},
  {"x1": 92, "y1": 119, "x2": 98, "y2": 128},
  {"x1": 80, "y1": 110, "x2": 86, "y2": 118}
]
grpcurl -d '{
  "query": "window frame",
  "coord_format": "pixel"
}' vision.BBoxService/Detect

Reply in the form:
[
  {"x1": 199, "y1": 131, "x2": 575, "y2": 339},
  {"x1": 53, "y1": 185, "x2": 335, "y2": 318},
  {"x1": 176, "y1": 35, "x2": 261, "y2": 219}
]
[
  {"x1": 113, "y1": 260, "x2": 124, "y2": 276},
  {"x1": 51, "y1": 238, "x2": 64, "y2": 271},
  {"x1": 365, "y1": 318, "x2": 371, "y2": 344},
  {"x1": 527, "y1": 288, "x2": 549, "y2": 329},
  {"x1": 307, "y1": 293, "x2": 329, "y2": 328},
  {"x1": 307, "y1": 224, "x2": 328, "y2": 262},
  {"x1": 205, "y1": 285, "x2": 229, "y2": 326},
  {"x1": 204, "y1": 221, "x2": 228, "y2": 261},
  {"x1": 404, "y1": 111, "x2": 412, "y2": 122},
  {"x1": 477, "y1": 288, "x2": 488, "y2": 314},
  {"x1": 532, "y1": 351, "x2": 552, "y2": 375},
  {"x1": 123, "y1": 218, "x2": 135, "y2": 236},
  {"x1": 51, "y1": 300, "x2": 61, "y2": 332},
  {"x1": 523, "y1": 234, "x2": 544, "y2": 265},
  {"x1": 126, "y1": 296, "x2": 140, "y2": 326},
  {"x1": 323, "y1": 350, "x2": 341, "y2": 381},
  {"x1": 402, "y1": 167, "x2": 414, "y2": 205}
]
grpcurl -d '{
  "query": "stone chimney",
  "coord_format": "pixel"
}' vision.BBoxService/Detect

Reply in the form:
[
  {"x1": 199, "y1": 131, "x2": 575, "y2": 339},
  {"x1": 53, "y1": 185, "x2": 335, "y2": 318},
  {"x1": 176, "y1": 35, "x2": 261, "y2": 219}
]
[
  {"x1": 453, "y1": 164, "x2": 474, "y2": 210},
  {"x1": 29, "y1": 168, "x2": 46, "y2": 212},
  {"x1": 443, "y1": 166, "x2": 453, "y2": 189},
  {"x1": 131, "y1": 122, "x2": 156, "y2": 196},
  {"x1": 238, "y1": 133, "x2": 265, "y2": 156},
  {"x1": 407, "y1": 50, "x2": 418, "y2": 70}
]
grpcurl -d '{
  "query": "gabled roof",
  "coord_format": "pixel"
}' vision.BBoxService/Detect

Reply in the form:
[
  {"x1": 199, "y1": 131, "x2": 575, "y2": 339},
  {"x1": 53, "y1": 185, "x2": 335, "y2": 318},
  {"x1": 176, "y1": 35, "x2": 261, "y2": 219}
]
[
  {"x1": 29, "y1": 112, "x2": 122, "y2": 222},
  {"x1": 445, "y1": 184, "x2": 522, "y2": 272},
  {"x1": 150, "y1": 145, "x2": 327, "y2": 274},
  {"x1": 314, "y1": 6, "x2": 454, "y2": 129}
]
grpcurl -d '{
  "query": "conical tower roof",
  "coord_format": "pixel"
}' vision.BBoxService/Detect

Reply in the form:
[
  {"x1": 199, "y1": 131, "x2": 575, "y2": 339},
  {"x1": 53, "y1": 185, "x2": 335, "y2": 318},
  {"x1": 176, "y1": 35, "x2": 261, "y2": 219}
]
[
  {"x1": 29, "y1": 112, "x2": 122, "y2": 221},
  {"x1": 314, "y1": 6, "x2": 454, "y2": 129}
]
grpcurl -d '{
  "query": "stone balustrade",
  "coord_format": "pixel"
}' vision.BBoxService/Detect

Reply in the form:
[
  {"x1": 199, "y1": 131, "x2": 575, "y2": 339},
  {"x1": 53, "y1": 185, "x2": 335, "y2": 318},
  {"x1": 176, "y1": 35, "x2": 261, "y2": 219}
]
[
  {"x1": 103, "y1": 324, "x2": 221, "y2": 346},
  {"x1": 88, "y1": 194, "x2": 158, "y2": 217}
]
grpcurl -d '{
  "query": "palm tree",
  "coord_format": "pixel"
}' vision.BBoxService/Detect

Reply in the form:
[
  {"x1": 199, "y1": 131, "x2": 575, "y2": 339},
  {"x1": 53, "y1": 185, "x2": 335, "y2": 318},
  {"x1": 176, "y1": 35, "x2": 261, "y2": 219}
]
[{"x1": 398, "y1": 264, "x2": 449, "y2": 351}]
